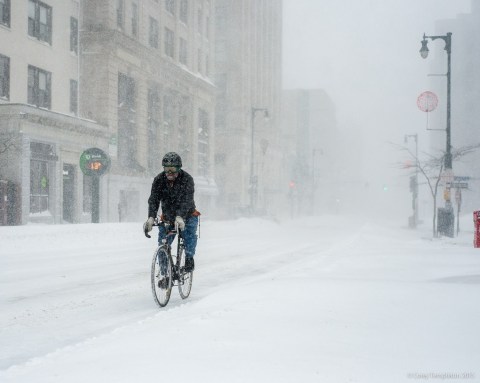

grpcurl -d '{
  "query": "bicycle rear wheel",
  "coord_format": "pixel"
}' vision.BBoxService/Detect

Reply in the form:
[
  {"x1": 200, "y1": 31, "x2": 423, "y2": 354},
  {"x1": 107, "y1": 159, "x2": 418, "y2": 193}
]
[
  {"x1": 151, "y1": 246, "x2": 172, "y2": 307},
  {"x1": 177, "y1": 247, "x2": 193, "y2": 299}
]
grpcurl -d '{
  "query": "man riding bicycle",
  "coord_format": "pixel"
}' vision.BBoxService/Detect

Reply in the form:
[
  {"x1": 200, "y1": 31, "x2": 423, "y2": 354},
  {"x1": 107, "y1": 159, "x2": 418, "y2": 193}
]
[{"x1": 144, "y1": 152, "x2": 199, "y2": 272}]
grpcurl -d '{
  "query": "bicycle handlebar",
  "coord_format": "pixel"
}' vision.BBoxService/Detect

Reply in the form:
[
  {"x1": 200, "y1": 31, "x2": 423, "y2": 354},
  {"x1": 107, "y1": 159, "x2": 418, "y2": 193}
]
[{"x1": 144, "y1": 221, "x2": 182, "y2": 239}]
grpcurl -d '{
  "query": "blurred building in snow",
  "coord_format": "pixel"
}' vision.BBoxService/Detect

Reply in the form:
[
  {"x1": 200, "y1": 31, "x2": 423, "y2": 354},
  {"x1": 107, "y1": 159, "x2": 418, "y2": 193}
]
[
  {"x1": 214, "y1": 0, "x2": 283, "y2": 218},
  {"x1": 281, "y1": 89, "x2": 339, "y2": 217}
]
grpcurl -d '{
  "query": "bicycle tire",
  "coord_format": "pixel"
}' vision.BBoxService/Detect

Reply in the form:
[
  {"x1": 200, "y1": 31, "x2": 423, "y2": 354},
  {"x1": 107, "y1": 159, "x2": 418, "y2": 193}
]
[
  {"x1": 151, "y1": 246, "x2": 172, "y2": 307},
  {"x1": 177, "y1": 247, "x2": 193, "y2": 299}
]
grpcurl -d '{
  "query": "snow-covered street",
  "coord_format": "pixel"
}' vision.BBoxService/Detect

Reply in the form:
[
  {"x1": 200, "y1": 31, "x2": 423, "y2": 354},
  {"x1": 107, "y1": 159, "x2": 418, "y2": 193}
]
[{"x1": 1, "y1": 216, "x2": 480, "y2": 382}]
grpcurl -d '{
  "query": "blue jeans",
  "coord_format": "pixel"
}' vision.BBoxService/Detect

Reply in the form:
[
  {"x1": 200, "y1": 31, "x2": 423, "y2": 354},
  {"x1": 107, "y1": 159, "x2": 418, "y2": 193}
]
[{"x1": 157, "y1": 216, "x2": 198, "y2": 258}]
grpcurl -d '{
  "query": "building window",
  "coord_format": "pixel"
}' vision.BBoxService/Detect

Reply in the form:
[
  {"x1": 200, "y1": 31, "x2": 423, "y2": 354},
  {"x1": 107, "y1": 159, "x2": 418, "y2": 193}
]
[
  {"x1": 179, "y1": 0, "x2": 188, "y2": 23},
  {"x1": 30, "y1": 142, "x2": 55, "y2": 215},
  {"x1": 197, "y1": 8, "x2": 202, "y2": 34},
  {"x1": 132, "y1": 3, "x2": 138, "y2": 38},
  {"x1": 178, "y1": 96, "x2": 190, "y2": 163},
  {"x1": 118, "y1": 73, "x2": 136, "y2": 167},
  {"x1": 0, "y1": 54, "x2": 9, "y2": 100},
  {"x1": 164, "y1": 28, "x2": 174, "y2": 58},
  {"x1": 197, "y1": 49, "x2": 202, "y2": 73},
  {"x1": 30, "y1": 159, "x2": 49, "y2": 214},
  {"x1": 116, "y1": 0, "x2": 124, "y2": 30},
  {"x1": 205, "y1": 54, "x2": 209, "y2": 77},
  {"x1": 149, "y1": 17, "x2": 159, "y2": 48},
  {"x1": 28, "y1": 65, "x2": 51, "y2": 109},
  {"x1": 28, "y1": 0, "x2": 52, "y2": 44},
  {"x1": 70, "y1": 17, "x2": 78, "y2": 54},
  {"x1": 165, "y1": 0, "x2": 175, "y2": 15},
  {"x1": 163, "y1": 93, "x2": 174, "y2": 148},
  {"x1": 0, "y1": 0, "x2": 10, "y2": 27},
  {"x1": 198, "y1": 109, "x2": 210, "y2": 176},
  {"x1": 147, "y1": 87, "x2": 161, "y2": 173},
  {"x1": 70, "y1": 79, "x2": 78, "y2": 115},
  {"x1": 206, "y1": 16, "x2": 210, "y2": 40},
  {"x1": 179, "y1": 38, "x2": 187, "y2": 65}
]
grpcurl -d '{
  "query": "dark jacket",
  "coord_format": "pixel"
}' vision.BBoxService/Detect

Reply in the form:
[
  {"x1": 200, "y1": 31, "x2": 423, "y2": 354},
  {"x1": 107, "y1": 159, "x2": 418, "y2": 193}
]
[{"x1": 148, "y1": 169, "x2": 196, "y2": 222}]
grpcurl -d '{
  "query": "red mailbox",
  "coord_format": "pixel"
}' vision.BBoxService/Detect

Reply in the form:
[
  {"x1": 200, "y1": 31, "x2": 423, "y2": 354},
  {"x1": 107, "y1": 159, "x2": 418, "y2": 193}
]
[{"x1": 474, "y1": 211, "x2": 480, "y2": 248}]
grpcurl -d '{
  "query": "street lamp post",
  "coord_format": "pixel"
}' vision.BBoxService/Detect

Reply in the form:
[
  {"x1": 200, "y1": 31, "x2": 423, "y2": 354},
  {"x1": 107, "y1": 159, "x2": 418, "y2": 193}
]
[
  {"x1": 419, "y1": 32, "x2": 452, "y2": 170},
  {"x1": 250, "y1": 107, "x2": 269, "y2": 213},
  {"x1": 420, "y1": 32, "x2": 455, "y2": 237}
]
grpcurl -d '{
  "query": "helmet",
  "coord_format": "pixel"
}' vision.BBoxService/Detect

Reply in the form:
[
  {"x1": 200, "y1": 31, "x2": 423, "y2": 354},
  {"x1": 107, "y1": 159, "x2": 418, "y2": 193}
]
[{"x1": 162, "y1": 152, "x2": 182, "y2": 168}]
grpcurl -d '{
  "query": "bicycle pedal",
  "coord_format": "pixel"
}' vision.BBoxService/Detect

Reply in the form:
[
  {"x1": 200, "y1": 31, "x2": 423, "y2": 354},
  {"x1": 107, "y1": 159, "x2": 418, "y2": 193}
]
[{"x1": 157, "y1": 277, "x2": 170, "y2": 289}]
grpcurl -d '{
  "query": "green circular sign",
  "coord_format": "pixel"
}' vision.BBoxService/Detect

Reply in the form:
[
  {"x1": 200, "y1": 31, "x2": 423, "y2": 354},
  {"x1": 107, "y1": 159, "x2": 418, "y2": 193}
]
[{"x1": 80, "y1": 148, "x2": 110, "y2": 176}]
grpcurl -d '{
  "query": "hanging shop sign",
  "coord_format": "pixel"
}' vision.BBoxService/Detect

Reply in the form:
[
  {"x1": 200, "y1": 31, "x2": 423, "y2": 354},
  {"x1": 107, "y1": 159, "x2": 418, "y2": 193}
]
[{"x1": 79, "y1": 148, "x2": 110, "y2": 177}]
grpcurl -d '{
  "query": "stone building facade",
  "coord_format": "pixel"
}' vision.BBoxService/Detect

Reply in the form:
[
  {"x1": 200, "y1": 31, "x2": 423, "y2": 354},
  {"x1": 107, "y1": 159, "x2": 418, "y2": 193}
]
[
  {"x1": 81, "y1": 0, "x2": 217, "y2": 222},
  {"x1": 214, "y1": 0, "x2": 283, "y2": 217}
]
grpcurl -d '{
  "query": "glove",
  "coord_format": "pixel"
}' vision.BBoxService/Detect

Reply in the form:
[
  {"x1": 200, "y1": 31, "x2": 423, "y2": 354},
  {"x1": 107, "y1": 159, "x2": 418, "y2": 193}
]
[
  {"x1": 175, "y1": 216, "x2": 185, "y2": 231},
  {"x1": 143, "y1": 217, "x2": 154, "y2": 233}
]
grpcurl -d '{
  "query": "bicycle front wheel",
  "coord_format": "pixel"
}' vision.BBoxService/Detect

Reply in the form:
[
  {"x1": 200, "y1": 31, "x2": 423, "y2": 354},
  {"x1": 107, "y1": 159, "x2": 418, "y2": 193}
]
[
  {"x1": 178, "y1": 247, "x2": 193, "y2": 299},
  {"x1": 151, "y1": 246, "x2": 172, "y2": 307}
]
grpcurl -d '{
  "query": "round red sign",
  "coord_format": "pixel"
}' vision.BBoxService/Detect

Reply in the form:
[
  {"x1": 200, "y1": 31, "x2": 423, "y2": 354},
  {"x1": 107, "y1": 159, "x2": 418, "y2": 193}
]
[{"x1": 417, "y1": 91, "x2": 438, "y2": 112}]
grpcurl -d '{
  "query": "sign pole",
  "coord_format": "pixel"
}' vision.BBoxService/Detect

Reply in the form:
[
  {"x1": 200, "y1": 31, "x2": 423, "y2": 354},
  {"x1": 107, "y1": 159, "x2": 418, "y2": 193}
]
[
  {"x1": 91, "y1": 176, "x2": 100, "y2": 223},
  {"x1": 456, "y1": 188, "x2": 461, "y2": 236},
  {"x1": 80, "y1": 148, "x2": 110, "y2": 224}
]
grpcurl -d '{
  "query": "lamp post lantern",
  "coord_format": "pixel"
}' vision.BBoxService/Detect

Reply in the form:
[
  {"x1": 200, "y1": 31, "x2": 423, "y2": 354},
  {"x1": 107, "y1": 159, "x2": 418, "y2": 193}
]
[
  {"x1": 250, "y1": 107, "x2": 269, "y2": 213},
  {"x1": 419, "y1": 32, "x2": 452, "y2": 170}
]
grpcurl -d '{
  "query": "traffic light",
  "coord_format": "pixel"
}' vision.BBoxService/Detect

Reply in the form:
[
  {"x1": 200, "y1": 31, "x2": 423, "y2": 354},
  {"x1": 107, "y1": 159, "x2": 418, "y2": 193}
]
[
  {"x1": 409, "y1": 176, "x2": 418, "y2": 196},
  {"x1": 444, "y1": 188, "x2": 451, "y2": 201}
]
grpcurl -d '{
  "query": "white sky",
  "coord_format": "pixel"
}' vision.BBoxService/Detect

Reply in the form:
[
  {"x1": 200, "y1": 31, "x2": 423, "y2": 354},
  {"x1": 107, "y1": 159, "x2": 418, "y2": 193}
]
[{"x1": 283, "y1": 0, "x2": 471, "y2": 106}]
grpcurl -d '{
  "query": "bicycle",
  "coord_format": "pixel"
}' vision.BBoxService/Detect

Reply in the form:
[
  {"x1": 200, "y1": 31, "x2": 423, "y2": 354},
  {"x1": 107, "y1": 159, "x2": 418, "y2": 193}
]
[{"x1": 145, "y1": 220, "x2": 193, "y2": 307}]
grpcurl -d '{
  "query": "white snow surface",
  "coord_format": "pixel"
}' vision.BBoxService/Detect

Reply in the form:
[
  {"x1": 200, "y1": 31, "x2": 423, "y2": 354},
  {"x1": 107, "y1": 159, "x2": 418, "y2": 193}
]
[{"x1": 1, "y1": 215, "x2": 480, "y2": 382}]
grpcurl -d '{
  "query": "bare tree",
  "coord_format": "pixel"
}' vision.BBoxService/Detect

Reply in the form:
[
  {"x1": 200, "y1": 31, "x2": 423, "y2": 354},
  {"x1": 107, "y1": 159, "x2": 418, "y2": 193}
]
[
  {"x1": 0, "y1": 133, "x2": 19, "y2": 179},
  {"x1": 0, "y1": 135, "x2": 16, "y2": 155},
  {"x1": 394, "y1": 143, "x2": 480, "y2": 237}
]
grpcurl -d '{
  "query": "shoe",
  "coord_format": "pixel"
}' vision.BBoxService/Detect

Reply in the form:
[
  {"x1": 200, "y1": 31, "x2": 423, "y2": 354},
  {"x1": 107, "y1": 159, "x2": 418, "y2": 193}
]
[
  {"x1": 184, "y1": 257, "x2": 195, "y2": 272},
  {"x1": 158, "y1": 277, "x2": 170, "y2": 289}
]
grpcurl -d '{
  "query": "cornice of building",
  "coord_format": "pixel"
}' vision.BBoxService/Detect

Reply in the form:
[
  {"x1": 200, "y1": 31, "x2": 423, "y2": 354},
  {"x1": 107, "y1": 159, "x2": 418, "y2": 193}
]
[{"x1": 0, "y1": 104, "x2": 109, "y2": 139}]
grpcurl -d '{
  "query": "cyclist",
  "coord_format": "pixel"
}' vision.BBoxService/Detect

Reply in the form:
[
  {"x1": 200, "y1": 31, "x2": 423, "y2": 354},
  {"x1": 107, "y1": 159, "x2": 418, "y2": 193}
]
[{"x1": 144, "y1": 152, "x2": 199, "y2": 272}]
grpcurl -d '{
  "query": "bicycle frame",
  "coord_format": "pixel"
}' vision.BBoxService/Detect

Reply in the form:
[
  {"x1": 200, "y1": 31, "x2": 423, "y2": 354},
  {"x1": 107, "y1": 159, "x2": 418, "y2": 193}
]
[{"x1": 158, "y1": 221, "x2": 186, "y2": 286}]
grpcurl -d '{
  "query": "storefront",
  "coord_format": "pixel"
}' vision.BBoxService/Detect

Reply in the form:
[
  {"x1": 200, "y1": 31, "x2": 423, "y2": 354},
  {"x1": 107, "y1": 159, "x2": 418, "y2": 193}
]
[{"x1": 0, "y1": 104, "x2": 109, "y2": 224}]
